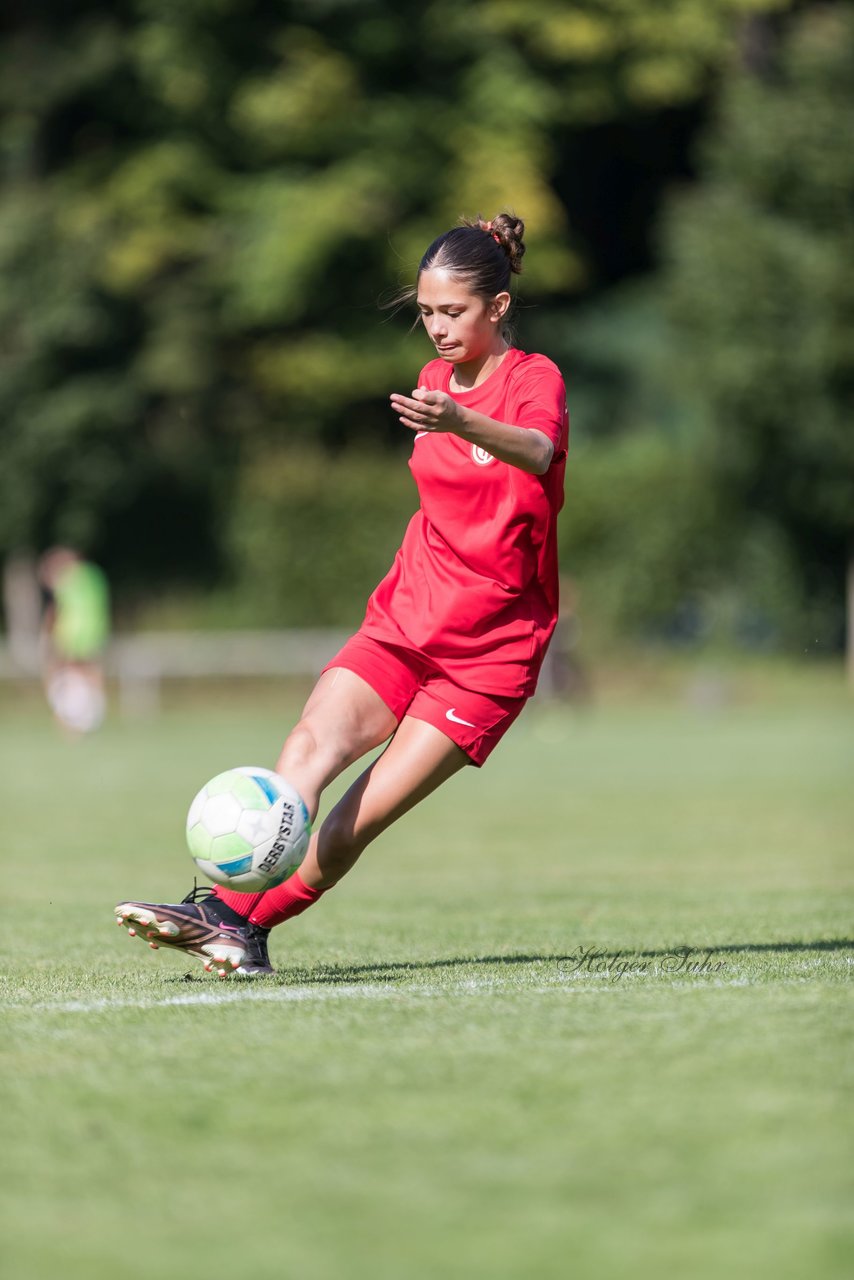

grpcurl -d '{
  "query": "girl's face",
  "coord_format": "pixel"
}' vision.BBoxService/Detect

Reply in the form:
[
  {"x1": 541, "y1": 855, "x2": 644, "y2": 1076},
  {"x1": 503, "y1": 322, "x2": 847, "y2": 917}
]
[{"x1": 416, "y1": 268, "x2": 509, "y2": 365}]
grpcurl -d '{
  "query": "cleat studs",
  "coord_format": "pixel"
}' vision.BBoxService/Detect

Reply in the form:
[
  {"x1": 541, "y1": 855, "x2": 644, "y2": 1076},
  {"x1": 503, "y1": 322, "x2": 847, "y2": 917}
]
[
  {"x1": 149, "y1": 942, "x2": 159, "y2": 950},
  {"x1": 128, "y1": 928, "x2": 136, "y2": 937}
]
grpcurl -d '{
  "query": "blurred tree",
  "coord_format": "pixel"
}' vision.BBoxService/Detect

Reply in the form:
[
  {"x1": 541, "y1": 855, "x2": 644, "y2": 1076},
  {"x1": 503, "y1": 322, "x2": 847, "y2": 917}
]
[
  {"x1": 0, "y1": 0, "x2": 793, "y2": 601},
  {"x1": 663, "y1": 3, "x2": 854, "y2": 651}
]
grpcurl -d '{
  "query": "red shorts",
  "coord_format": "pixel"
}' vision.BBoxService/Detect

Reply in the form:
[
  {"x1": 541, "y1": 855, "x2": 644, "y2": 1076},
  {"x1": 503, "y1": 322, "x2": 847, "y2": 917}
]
[{"x1": 322, "y1": 632, "x2": 528, "y2": 766}]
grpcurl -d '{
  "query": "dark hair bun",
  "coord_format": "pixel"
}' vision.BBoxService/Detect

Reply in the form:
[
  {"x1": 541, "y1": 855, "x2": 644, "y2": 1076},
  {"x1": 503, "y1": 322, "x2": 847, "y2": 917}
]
[{"x1": 480, "y1": 212, "x2": 525, "y2": 275}]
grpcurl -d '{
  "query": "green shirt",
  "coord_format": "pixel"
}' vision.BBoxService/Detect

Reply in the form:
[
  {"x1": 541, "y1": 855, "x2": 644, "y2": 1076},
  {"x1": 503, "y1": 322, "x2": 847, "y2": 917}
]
[{"x1": 52, "y1": 562, "x2": 110, "y2": 660}]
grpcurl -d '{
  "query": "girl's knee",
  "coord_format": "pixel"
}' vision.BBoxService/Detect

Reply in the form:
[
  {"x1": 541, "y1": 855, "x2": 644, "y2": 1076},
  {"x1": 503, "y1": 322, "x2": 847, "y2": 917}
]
[
  {"x1": 278, "y1": 716, "x2": 353, "y2": 779},
  {"x1": 276, "y1": 722, "x2": 337, "y2": 820},
  {"x1": 277, "y1": 721, "x2": 319, "y2": 773}
]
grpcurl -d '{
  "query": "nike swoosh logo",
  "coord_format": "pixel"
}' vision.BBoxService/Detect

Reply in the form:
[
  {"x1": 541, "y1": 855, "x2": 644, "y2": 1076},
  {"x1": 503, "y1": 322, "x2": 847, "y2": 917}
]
[
  {"x1": 446, "y1": 708, "x2": 476, "y2": 728},
  {"x1": 414, "y1": 431, "x2": 429, "y2": 440}
]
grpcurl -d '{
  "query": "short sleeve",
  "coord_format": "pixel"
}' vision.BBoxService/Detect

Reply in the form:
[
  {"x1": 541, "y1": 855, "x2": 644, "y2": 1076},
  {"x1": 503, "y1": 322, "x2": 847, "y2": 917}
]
[
  {"x1": 510, "y1": 359, "x2": 568, "y2": 462},
  {"x1": 415, "y1": 359, "x2": 448, "y2": 391}
]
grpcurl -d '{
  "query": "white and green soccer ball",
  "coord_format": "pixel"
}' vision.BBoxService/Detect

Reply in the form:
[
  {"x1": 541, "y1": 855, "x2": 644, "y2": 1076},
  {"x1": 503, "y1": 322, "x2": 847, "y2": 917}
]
[{"x1": 186, "y1": 767, "x2": 311, "y2": 893}]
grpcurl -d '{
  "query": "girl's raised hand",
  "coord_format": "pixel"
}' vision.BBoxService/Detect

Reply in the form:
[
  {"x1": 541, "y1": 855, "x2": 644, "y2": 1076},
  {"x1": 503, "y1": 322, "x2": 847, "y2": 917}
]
[{"x1": 389, "y1": 387, "x2": 463, "y2": 434}]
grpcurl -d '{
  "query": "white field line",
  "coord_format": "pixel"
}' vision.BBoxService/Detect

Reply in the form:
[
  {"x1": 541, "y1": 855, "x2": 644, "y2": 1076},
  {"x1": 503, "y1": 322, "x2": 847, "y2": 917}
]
[
  {"x1": 3, "y1": 972, "x2": 763, "y2": 1016},
  {"x1": 13, "y1": 978, "x2": 540, "y2": 1015},
  {"x1": 33, "y1": 983, "x2": 428, "y2": 1014}
]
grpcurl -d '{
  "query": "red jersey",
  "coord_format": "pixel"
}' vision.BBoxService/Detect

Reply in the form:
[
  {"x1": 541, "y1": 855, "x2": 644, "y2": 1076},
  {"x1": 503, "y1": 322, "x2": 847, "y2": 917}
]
[{"x1": 361, "y1": 348, "x2": 569, "y2": 697}]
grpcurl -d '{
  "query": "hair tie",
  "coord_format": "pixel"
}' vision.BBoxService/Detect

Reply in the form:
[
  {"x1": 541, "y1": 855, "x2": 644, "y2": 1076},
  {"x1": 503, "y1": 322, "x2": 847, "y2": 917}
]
[{"x1": 492, "y1": 232, "x2": 501, "y2": 245}]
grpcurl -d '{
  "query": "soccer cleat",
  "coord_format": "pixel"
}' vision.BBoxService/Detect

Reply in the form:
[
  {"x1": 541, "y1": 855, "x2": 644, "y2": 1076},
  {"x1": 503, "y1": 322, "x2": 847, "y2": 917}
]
[
  {"x1": 114, "y1": 885, "x2": 273, "y2": 978},
  {"x1": 234, "y1": 922, "x2": 273, "y2": 977}
]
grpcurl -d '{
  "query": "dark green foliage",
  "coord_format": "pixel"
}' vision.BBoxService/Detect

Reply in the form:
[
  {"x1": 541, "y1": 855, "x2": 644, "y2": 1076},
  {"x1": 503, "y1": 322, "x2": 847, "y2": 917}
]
[
  {"x1": 9, "y1": 1, "x2": 849, "y2": 653},
  {"x1": 228, "y1": 447, "x2": 417, "y2": 626},
  {"x1": 0, "y1": 0, "x2": 794, "y2": 608},
  {"x1": 559, "y1": 433, "x2": 724, "y2": 642},
  {"x1": 662, "y1": 5, "x2": 854, "y2": 642}
]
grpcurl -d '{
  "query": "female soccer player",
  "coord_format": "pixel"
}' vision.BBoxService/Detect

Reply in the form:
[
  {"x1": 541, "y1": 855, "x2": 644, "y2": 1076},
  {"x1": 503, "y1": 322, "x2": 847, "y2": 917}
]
[{"x1": 115, "y1": 212, "x2": 569, "y2": 976}]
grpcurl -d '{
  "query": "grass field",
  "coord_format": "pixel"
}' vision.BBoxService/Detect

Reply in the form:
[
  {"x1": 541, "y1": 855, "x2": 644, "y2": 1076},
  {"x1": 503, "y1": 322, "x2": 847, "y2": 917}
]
[{"x1": 1, "y1": 663, "x2": 852, "y2": 1279}]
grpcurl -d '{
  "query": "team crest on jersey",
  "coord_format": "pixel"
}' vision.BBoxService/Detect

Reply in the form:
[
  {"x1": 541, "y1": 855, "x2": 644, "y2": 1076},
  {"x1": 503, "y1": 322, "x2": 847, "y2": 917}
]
[{"x1": 471, "y1": 445, "x2": 495, "y2": 466}]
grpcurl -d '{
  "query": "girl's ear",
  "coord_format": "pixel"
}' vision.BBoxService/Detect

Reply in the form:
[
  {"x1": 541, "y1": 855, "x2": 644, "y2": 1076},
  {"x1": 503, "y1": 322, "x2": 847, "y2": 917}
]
[{"x1": 489, "y1": 291, "x2": 512, "y2": 322}]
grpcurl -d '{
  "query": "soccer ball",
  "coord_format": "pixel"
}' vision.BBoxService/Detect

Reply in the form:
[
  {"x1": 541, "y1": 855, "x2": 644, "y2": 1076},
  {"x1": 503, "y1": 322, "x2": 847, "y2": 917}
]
[{"x1": 186, "y1": 766, "x2": 311, "y2": 893}]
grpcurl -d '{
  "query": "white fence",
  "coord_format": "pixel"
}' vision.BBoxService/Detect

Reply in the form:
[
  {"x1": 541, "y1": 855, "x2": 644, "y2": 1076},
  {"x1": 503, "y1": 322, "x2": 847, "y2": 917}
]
[
  {"x1": 0, "y1": 626, "x2": 573, "y2": 712},
  {"x1": 0, "y1": 629, "x2": 350, "y2": 714}
]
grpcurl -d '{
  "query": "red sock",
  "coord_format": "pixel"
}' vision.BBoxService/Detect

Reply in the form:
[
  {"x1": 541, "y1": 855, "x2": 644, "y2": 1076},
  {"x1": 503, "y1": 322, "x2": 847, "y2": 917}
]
[
  {"x1": 249, "y1": 871, "x2": 325, "y2": 929},
  {"x1": 211, "y1": 886, "x2": 265, "y2": 918}
]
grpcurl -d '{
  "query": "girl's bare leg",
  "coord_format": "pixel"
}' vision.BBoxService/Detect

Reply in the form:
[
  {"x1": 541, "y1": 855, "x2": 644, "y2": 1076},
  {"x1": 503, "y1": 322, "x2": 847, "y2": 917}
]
[
  {"x1": 274, "y1": 667, "x2": 400, "y2": 818},
  {"x1": 299, "y1": 716, "x2": 469, "y2": 889}
]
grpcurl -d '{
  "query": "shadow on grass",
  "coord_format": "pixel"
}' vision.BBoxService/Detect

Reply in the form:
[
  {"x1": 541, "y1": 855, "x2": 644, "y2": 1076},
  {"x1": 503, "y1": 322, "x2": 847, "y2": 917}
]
[{"x1": 169, "y1": 937, "x2": 853, "y2": 987}]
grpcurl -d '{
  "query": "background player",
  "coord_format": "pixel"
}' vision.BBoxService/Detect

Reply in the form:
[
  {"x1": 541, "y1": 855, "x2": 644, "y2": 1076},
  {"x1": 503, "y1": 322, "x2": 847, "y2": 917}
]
[
  {"x1": 39, "y1": 546, "x2": 110, "y2": 735},
  {"x1": 115, "y1": 211, "x2": 569, "y2": 976}
]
